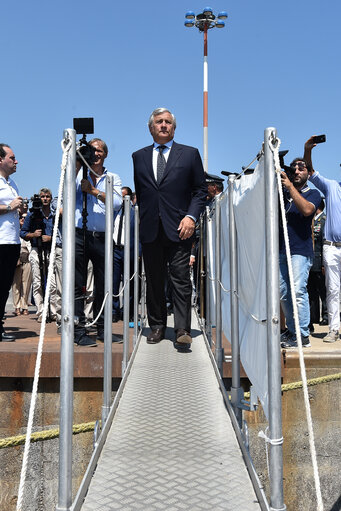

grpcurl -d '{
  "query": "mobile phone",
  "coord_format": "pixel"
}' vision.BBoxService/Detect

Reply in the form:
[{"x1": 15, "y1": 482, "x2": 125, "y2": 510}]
[{"x1": 312, "y1": 134, "x2": 326, "y2": 144}]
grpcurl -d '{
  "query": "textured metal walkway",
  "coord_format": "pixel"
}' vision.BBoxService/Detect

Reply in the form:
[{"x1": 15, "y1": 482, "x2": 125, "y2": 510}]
[{"x1": 81, "y1": 317, "x2": 261, "y2": 511}]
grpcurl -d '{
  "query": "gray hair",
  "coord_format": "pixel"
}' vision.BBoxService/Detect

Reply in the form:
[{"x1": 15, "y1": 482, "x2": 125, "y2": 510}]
[
  {"x1": 39, "y1": 188, "x2": 52, "y2": 197},
  {"x1": 148, "y1": 108, "x2": 176, "y2": 129}
]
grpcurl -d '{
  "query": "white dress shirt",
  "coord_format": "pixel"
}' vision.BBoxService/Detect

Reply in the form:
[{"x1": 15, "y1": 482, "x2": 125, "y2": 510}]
[{"x1": 0, "y1": 175, "x2": 20, "y2": 244}]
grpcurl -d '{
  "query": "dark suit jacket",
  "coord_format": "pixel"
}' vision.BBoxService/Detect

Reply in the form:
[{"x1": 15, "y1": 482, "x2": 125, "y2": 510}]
[{"x1": 133, "y1": 141, "x2": 207, "y2": 244}]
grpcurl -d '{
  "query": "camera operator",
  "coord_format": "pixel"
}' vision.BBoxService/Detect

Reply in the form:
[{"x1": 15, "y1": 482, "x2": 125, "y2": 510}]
[
  {"x1": 0, "y1": 143, "x2": 24, "y2": 342},
  {"x1": 20, "y1": 188, "x2": 57, "y2": 322},
  {"x1": 74, "y1": 138, "x2": 122, "y2": 347},
  {"x1": 279, "y1": 158, "x2": 321, "y2": 349}
]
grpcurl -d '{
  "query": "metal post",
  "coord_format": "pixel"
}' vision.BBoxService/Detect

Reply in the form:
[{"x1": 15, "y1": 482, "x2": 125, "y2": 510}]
[
  {"x1": 203, "y1": 24, "x2": 208, "y2": 173},
  {"x1": 199, "y1": 213, "x2": 205, "y2": 319},
  {"x1": 264, "y1": 127, "x2": 285, "y2": 510},
  {"x1": 57, "y1": 129, "x2": 76, "y2": 511},
  {"x1": 133, "y1": 206, "x2": 140, "y2": 346},
  {"x1": 122, "y1": 195, "x2": 131, "y2": 375},
  {"x1": 215, "y1": 197, "x2": 223, "y2": 373},
  {"x1": 102, "y1": 174, "x2": 113, "y2": 426},
  {"x1": 228, "y1": 176, "x2": 243, "y2": 428},
  {"x1": 205, "y1": 207, "x2": 212, "y2": 344}
]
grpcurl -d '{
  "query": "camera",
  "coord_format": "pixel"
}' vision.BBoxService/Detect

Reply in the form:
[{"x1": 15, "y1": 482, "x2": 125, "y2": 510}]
[
  {"x1": 73, "y1": 117, "x2": 96, "y2": 166},
  {"x1": 279, "y1": 150, "x2": 295, "y2": 182}
]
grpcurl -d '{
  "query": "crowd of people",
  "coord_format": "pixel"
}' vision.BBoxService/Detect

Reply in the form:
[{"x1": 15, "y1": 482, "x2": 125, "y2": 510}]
[{"x1": 1, "y1": 121, "x2": 341, "y2": 350}]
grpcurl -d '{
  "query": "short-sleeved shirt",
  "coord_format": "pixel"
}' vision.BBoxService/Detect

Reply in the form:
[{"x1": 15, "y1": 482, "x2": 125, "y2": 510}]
[
  {"x1": 279, "y1": 185, "x2": 321, "y2": 257},
  {"x1": 0, "y1": 175, "x2": 20, "y2": 245}
]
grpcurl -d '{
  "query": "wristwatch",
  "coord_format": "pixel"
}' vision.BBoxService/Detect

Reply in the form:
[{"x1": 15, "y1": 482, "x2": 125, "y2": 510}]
[
  {"x1": 96, "y1": 192, "x2": 102, "y2": 201},
  {"x1": 6, "y1": 205, "x2": 11, "y2": 212}
]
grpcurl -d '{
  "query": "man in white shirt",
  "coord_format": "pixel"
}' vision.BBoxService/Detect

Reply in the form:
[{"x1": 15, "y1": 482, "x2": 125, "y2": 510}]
[{"x1": 0, "y1": 144, "x2": 24, "y2": 342}]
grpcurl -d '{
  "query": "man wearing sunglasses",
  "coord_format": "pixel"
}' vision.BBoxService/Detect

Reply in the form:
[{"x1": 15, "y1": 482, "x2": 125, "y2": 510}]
[{"x1": 279, "y1": 158, "x2": 321, "y2": 348}]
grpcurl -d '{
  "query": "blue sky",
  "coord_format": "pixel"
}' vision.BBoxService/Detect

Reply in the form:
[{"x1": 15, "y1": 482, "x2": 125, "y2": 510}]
[{"x1": 2, "y1": 1, "x2": 340, "y2": 199}]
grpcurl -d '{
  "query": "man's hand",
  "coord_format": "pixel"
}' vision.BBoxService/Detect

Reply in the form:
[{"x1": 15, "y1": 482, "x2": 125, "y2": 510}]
[
  {"x1": 42, "y1": 235, "x2": 51, "y2": 243},
  {"x1": 10, "y1": 196, "x2": 24, "y2": 211},
  {"x1": 189, "y1": 255, "x2": 195, "y2": 267},
  {"x1": 32, "y1": 229, "x2": 43, "y2": 238},
  {"x1": 280, "y1": 171, "x2": 293, "y2": 191},
  {"x1": 81, "y1": 178, "x2": 95, "y2": 195},
  {"x1": 304, "y1": 136, "x2": 317, "y2": 175},
  {"x1": 178, "y1": 216, "x2": 195, "y2": 240}
]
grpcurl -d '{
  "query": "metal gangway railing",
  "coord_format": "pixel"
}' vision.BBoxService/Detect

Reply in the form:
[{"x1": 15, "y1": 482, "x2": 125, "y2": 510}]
[{"x1": 50, "y1": 127, "x2": 286, "y2": 511}]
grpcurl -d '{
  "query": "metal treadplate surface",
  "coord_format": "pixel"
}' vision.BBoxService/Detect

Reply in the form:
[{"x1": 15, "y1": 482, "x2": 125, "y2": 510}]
[{"x1": 82, "y1": 319, "x2": 261, "y2": 510}]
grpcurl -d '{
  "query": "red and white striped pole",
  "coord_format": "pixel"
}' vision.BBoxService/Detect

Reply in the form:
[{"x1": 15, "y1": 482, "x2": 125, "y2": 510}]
[{"x1": 203, "y1": 23, "x2": 208, "y2": 173}]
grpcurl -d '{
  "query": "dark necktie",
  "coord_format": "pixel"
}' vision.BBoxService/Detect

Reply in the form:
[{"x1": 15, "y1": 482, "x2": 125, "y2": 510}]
[{"x1": 157, "y1": 145, "x2": 167, "y2": 185}]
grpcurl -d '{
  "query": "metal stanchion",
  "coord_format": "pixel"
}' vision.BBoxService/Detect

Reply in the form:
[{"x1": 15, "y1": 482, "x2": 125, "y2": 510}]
[
  {"x1": 215, "y1": 198, "x2": 223, "y2": 374},
  {"x1": 264, "y1": 127, "x2": 286, "y2": 511},
  {"x1": 57, "y1": 129, "x2": 76, "y2": 511},
  {"x1": 133, "y1": 206, "x2": 139, "y2": 346},
  {"x1": 228, "y1": 176, "x2": 243, "y2": 428},
  {"x1": 205, "y1": 206, "x2": 212, "y2": 344},
  {"x1": 122, "y1": 195, "x2": 131, "y2": 375},
  {"x1": 102, "y1": 174, "x2": 114, "y2": 426}
]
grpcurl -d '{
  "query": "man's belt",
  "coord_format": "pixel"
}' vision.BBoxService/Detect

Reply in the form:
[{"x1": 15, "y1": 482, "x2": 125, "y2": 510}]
[
  {"x1": 76, "y1": 227, "x2": 105, "y2": 239},
  {"x1": 323, "y1": 240, "x2": 341, "y2": 248}
]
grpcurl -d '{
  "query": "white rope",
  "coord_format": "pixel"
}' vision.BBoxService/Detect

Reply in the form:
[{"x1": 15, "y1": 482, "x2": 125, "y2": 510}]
[
  {"x1": 271, "y1": 135, "x2": 324, "y2": 511},
  {"x1": 16, "y1": 136, "x2": 71, "y2": 511},
  {"x1": 258, "y1": 427, "x2": 284, "y2": 477},
  {"x1": 84, "y1": 292, "x2": 109, "y2": 328}
]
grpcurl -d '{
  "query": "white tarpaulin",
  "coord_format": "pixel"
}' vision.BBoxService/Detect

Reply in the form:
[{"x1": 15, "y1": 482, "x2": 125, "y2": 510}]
[{"x1": 210, "y1": 156, "x2": 270, "y2": 418}]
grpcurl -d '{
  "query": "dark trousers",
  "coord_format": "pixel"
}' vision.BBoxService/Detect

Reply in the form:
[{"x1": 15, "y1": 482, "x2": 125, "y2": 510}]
[
  {"x1": 0, "y1": 244, "x2": 20, "y2": 327},
  {"x1": 142, "y1": 224, "x2": 192, "y2": 332},
  {"x1": 308, "y1": 271, "x2": 327, "y2": 324},
  {"x1": 74, "y1": 230, "x2": 105, "y2": 338}
]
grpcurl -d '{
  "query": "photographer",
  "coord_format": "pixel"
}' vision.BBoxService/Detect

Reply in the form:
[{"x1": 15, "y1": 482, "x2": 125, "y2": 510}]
[
  {"x1": 279, "y1": 158, "x2": 321, "y2": 348},
  {"x1": 74, "y1": 138, "x2": 122, "y2": 347},
  {"x1": 305, "y1": 136, "x2": 341, "y2": 343},
  {"x1": 20, "y1": 188, "x2": 57, "y2": 322}
]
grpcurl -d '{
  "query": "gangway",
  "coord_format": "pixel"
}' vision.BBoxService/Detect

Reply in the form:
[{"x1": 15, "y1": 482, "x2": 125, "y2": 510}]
[{"x1": 77, "y1": 313, "x2": 265, "y2": 511}]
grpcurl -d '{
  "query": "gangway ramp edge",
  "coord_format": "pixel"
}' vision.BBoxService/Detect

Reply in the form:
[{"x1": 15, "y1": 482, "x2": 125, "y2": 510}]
[{"x1": 77, "y1": 313, "x2": 266, "y2": 511}]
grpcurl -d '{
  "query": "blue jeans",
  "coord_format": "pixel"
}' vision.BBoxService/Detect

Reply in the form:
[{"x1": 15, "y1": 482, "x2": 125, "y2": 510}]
[{"x1": 279, "y1": 253, "x2": 313, "y2": 338}]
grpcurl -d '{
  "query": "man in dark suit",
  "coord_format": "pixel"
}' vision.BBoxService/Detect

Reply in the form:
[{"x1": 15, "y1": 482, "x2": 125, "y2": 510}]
[{"x1": 133, "y1": 108, "x2": 207, "y2": 347}]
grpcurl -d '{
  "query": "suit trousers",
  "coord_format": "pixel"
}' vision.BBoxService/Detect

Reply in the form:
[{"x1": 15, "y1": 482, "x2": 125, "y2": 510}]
[
  {"x1": 142, "y1": 223, "x2": 192, "y2": 332},
  {"x1": 0, "y1": 244, "x2": 20, "y2": 325}
]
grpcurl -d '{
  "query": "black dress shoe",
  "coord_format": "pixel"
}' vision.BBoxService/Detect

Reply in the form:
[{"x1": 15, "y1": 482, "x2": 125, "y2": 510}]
[
  {"x1": 147, "y1": 328, "x2": 165, "y2": 344},
  {"x1": 176, "y1": 329, "x2": 192, "y2": 344},
  {"x1": 320, "y1": 319, "x2": 328, "y2": 326},
  {"x1": 97, "y1": 330, "x2": 123, "y2": 343},
  {"x1": 1, "y1": 331, "x2": 15, "y2": 342},
  {"x1": 74, "y1": 334, "x2": 97, "y2": 347}
]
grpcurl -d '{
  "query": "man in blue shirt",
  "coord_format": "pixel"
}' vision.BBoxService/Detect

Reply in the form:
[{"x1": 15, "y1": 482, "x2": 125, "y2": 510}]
[
  {"x1": 304, "y1": 136, "x2": 341, "y2": 343},
  {"x1": 279, "y1": 158, "x2": 321, "y2": 348},
  {"x1": 74, "y1": 138, "x2": 122, "y2": 347},
  {"x1": 21, "y1": 188, "x2": 57, "y2": 322}
]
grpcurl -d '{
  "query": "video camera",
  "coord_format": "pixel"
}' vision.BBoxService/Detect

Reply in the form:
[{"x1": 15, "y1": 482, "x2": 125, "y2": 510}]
[
  {"x1": 279, "y1": 150, "x2": 296, "y2": 182},
  {"x1": 73, "y1": 117, "x2": 96, "y2": 166}
]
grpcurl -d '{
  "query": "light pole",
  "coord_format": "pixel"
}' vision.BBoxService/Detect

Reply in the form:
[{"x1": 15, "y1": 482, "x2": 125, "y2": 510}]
[{"x1": 185, "y1": 7, "x2": 227, "y2": 173}]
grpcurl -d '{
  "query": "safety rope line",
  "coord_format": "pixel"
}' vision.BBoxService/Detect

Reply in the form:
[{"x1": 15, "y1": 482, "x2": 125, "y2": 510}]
[
  {"x1": 0, "y1": 421, "x2": 97, "y2": 449},
  {"x1": 84, "y1": 292, "x2": 109, "y2": 328},
  {"x1": 76, "y1": 149, "x2": 123, "y2": 199},
  {"x1": 16, "y1": 136, "x2": 71, "y2": 511},
  {"x1": 272, "y1": 133, "x2": 324, "y2": 511},
  {"x1": 243, "y1": 371, "x2": 341, "y2": 399}
]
